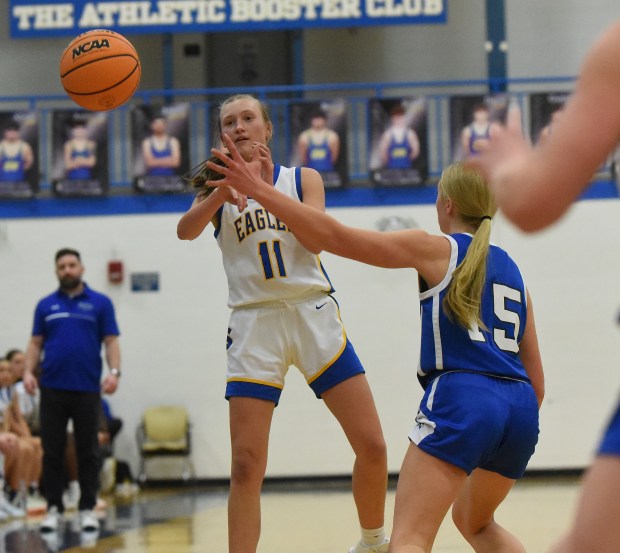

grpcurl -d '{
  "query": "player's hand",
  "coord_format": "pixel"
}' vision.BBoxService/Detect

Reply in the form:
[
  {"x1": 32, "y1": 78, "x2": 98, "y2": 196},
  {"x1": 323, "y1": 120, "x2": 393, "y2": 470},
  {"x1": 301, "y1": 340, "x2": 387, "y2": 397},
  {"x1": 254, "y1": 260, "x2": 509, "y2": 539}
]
[
  {"x1": 252, "y1": 142, "x2": 274, "y2": 185},
  {"x1": 207, "y1": 134, "x2": 267, "y2": 198},
  {"x1": 465, "y1": 104, "x2": 532, "y2": 190},
  {"x1": 227, "y1": 186, "x2": 248, "y2": 213}
]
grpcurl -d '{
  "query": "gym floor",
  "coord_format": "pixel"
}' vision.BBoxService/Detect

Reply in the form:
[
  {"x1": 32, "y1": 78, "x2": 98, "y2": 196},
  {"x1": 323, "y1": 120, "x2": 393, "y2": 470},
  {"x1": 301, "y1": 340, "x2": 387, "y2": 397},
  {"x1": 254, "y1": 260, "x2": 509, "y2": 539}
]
[{"x1": 0, "y1": 474, "x2": 581, "y2": 552}]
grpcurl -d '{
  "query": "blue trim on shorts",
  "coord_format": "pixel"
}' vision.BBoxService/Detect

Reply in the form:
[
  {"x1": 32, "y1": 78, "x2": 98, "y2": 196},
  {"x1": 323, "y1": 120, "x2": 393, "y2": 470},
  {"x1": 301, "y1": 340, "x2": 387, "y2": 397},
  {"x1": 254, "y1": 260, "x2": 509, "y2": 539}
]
[
  {"x1": 225, "y1": 380, "x2": 282, "y2": 405},
  {"x1": 598, "y1": 401, "x2": 620, "y2": 456},
  {"x1": 309, "y1": 338, "x2": 365, "y2": 398},
  {"x1": 413, "y1": 372, "x2": 539, "y2": 479}
]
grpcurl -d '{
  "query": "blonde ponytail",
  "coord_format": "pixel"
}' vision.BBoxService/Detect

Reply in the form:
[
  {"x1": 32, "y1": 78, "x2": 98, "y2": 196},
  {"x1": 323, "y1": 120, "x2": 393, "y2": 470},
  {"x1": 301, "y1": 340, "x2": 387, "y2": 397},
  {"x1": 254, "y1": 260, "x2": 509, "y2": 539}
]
[{"x1": 439, "y1": 163, "x2": 497, "y2": 330}]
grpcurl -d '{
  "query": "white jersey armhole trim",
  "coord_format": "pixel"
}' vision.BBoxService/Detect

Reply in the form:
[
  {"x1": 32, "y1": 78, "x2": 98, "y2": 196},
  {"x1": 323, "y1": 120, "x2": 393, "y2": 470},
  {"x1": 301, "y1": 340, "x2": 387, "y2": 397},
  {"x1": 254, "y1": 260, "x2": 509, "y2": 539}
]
[{"x1": 419, "y1": 234, "x2": 459, "y2": 301}]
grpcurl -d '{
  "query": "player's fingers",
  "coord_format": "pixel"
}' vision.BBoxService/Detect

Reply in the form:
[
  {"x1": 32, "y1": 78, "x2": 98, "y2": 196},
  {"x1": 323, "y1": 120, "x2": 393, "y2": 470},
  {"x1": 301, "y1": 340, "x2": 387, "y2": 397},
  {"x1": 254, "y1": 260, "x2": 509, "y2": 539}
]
[
  {"x1": 205, "y1": 179, "x2": 227, "y2": 188},
  {"x1": 221, "y1": 134, "x2": 245, "y2": 162},
  {"x1": 506, "y1": 103, "x2": 523, "y2": 135},
  {"x1": 238, "y1": 194, "x2": 248, "y2": 212},
  {"x1": 489, "y1": 123, "x2": 505, "y2": 141},
  {"x1": 257, "y1": 143, "x2": 272, "y2": 159},
  {"x1": 209, "y1": 147, "x2": 232, "y2": 166},
  {"x1": 205, "y1": 160, "x2": 229, "y2": 177}
]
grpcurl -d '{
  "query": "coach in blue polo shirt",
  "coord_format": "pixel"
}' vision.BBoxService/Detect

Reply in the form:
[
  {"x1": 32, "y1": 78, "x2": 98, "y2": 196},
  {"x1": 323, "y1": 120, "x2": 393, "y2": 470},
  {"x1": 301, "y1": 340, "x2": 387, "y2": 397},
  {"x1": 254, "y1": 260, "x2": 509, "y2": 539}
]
[{"x1": 23, "y1": 248, "x2": 121, "y2": 535}]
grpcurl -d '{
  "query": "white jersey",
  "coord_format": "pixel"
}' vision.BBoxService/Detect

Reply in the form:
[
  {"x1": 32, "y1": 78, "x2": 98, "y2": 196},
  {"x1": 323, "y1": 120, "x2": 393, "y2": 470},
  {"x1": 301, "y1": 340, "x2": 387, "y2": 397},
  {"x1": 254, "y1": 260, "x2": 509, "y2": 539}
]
[{"x1": 215, "y1": 164, "x2": 333, "y2": 308}]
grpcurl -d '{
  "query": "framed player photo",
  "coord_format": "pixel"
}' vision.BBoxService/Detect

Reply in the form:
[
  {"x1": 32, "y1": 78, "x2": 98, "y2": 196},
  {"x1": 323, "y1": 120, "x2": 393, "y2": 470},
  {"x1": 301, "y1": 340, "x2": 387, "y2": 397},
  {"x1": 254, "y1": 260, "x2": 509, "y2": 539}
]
[
  {"x1": 449, "y1": 94, "x2": 509, "y2": 162},
  {"x1": 131, "y1": 103, "x2": 190, "y2": 193},
  {"x1": 368, "y1": 97, "x2": 428, "y2": 187},
  {"x1": 529, "y1": 92, "x2": 569, "y2": 145},
  {"x1": 51, "y1": 110, "x2": 108, "y2": 197},
  {"x1": 288, "y1": 99, "x2": 348, "y2": 189},
  {"x1": 0, "y1": 111, "x2": 39, "y2": 199}
]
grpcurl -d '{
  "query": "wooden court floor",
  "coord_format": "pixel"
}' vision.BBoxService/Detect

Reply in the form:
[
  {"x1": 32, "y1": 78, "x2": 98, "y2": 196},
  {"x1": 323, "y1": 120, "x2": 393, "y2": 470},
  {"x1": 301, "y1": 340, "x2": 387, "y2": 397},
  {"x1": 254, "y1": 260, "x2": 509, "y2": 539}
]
[{"x1": 2, "y1": 475, "x2": 581, "y2": 553}]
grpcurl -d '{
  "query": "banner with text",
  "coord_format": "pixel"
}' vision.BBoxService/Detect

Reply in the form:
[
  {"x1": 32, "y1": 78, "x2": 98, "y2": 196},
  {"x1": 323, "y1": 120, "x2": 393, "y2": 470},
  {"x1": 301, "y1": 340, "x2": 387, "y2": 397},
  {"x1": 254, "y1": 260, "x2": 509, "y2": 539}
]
[{"x1": 10, "y1": 0, "x2": 447, "y2": 38}]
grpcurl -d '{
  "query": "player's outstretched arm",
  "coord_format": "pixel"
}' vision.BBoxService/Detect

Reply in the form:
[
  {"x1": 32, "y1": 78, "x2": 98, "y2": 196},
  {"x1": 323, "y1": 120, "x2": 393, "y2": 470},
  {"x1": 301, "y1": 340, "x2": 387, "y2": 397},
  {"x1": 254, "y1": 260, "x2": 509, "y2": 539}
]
[
  {"x1": 207, "y1": 135, "x2": 449, "y2": 277},
  {"x1": 177, "y1": 185, "x2": 247, "y2": 240},
  {"x1": 468, "y1": 21, "x2": 620, "y2": 232}
]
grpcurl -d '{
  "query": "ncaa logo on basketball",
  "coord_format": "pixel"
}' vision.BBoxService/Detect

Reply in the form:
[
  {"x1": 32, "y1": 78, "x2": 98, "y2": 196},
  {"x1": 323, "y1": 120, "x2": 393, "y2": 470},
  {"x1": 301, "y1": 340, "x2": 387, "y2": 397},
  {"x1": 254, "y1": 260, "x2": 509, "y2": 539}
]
[{"x1": 72, "y1": 38, "x2": 110, "y2": 60}]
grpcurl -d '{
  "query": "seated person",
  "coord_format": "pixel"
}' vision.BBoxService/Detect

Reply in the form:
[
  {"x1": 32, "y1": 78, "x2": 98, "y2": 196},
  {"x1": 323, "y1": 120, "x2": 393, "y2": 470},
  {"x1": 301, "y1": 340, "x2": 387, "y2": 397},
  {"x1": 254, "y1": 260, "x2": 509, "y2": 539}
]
[
  {"x1": 6, "y1": 349, "x2": 39, "y2": 435},
  {"x1": 100, "y1": 397, "x2": 122, "y2": 457},
  {"x1": 0, "y1": 358, "x2": 42, "y2": 515},
  {"x1": 0, "y1": 431, "x2": 23, "y2": 519}
]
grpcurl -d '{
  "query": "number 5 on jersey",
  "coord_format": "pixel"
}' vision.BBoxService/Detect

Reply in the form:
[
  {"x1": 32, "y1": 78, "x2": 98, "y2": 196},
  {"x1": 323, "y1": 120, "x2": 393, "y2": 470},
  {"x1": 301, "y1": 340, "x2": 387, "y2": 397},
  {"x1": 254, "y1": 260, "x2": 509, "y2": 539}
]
[
  {"x1": 468, "y1": 283, "x2": 522, "y2": 353},
  {"x1": 258, "y1": 240, "x2": 287, "y2": 280}
]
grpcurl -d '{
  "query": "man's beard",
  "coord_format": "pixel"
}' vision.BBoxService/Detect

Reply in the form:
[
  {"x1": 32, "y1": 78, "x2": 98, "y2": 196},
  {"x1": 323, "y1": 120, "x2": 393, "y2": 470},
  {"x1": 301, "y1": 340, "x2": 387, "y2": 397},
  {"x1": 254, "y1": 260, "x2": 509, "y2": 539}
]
[{"x1": 59, "y1": 276, "x2": 81, "y2": 291}]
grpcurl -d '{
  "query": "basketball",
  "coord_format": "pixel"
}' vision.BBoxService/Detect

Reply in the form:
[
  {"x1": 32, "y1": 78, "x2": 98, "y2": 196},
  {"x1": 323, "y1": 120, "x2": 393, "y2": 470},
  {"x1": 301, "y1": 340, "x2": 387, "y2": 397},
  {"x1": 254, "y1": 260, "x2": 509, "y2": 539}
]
[{"x1": 59, "y1": 29, "x2": 141, "y2": 112}]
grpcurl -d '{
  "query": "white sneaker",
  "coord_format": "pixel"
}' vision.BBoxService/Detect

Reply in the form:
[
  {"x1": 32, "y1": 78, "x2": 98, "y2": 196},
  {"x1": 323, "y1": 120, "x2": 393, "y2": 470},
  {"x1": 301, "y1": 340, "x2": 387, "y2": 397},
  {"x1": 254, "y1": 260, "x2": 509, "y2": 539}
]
[
  {"x1": 79, "y1": 510, "x2": 100, "y2": 532},
  {"x1": 80, "y1": 528, "x2": 100, "y2": 548},
  {"x1": 26, "y1": 492, "x2": 47, "y2": 516},
  {"x1": 349, "y1": 538, "x2": 390, "y2": 553},
  {"x1": 64, "y1": 481, "x2": 80, "y2": 511},
  {"x1": 40, "y1": 530, "x2": 61, "y2": 552},
  {"x1": 40, "y1": 506, "x2": 61, "y2": 533},
  {"x1": 115, "y1": 482, "x2": 139, "y2": 499},
  {"x1": 0, "y1": 495, "x2": 25, "y2": 518}
]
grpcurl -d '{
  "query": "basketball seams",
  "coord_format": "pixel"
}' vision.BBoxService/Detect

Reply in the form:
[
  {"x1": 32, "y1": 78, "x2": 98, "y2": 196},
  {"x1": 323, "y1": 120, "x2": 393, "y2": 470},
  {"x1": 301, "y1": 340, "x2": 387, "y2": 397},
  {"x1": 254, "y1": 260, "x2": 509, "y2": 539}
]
[
  {"x1": 60, "y1": 53, "x2": 139, "y2": 79},
  {"x1": 59, "y1": 29, "x2": 140, "y2": 111},
  {"x1": 65, "y1": 64, "x2": 141, "y2": 96}
]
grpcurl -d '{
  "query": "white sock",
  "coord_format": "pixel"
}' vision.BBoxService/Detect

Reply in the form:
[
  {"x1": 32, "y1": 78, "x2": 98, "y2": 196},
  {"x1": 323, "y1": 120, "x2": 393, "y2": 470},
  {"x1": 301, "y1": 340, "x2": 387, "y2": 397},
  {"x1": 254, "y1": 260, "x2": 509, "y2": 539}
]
[{"x1": 361, "y1": 526, "x2": 386, "y2": 546}]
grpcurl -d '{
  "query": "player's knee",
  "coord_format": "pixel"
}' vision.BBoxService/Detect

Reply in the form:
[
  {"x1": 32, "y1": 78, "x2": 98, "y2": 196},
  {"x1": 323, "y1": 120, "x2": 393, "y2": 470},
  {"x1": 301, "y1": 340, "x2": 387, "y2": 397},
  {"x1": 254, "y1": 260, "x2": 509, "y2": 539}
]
[
  {"x1": 451, "y1": 503, "x2": 478, "y2": 538},
  {"x1": 20, "y1": 441, "x2": 35, "y2": 460},
  {"x1": 230, "y1": 447, "x2": 266, "y2": 486},
  {"x1": 357, "y1": 434, "x2": 387, "y2": 466}
]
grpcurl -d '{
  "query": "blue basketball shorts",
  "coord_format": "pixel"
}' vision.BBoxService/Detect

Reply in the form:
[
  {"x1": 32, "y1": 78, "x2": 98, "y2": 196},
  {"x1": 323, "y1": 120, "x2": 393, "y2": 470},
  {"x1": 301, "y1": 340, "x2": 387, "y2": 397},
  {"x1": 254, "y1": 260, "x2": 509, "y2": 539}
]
[
  {"x1": 225, "y1": 294, "x2": 365, "y2": 405},
  {"x1": 409, "y1": 371, "x2": 539, "y2": 479},
  {"x1": 598, "y1": 400, "x2": 620, "y2": 456}
]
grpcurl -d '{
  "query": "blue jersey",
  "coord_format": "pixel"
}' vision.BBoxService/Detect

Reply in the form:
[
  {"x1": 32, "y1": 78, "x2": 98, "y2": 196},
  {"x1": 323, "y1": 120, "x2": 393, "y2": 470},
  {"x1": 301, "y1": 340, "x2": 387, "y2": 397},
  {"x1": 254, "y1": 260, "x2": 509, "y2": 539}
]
[
  {"x1": 418, "y1": 233, "x2": 529, "y2": 388},
  {"x1": 148, "y1": 137, "x2": 175, "y2": 176},
  {"x1": 32, "y1": 284, "x2": 120, "y2": 393},
  {"x1": 67, "y1": 143, "x2": 93, "y2": 180},
  {"x1": 386, "y1": 130, "x2": 412, "y2": 169},
  {"x1": 468, "y1": 123, "x2": 490, "y2": 155},
  {"x1": 0, "y1": 146, "x2": 26, "y2": 181},
  {"x1": 306, "y1": 135, "x2": 334, "y2": 172}
]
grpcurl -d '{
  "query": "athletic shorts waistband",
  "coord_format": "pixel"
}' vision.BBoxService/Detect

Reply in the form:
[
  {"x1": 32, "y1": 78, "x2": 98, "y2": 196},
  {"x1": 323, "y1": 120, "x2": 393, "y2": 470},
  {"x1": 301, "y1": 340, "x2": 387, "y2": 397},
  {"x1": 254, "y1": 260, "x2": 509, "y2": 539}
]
[{"x1": 232, "y1": 292, "x2": 330, "y2": 310}]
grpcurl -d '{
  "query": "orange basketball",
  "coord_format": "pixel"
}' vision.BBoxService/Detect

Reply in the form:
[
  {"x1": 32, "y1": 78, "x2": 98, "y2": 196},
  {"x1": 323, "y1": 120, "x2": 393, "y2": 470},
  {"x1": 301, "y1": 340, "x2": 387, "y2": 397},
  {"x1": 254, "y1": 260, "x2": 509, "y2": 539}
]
[{"x1": 60, "y1": 29, "x2": 141, "y2": 112}]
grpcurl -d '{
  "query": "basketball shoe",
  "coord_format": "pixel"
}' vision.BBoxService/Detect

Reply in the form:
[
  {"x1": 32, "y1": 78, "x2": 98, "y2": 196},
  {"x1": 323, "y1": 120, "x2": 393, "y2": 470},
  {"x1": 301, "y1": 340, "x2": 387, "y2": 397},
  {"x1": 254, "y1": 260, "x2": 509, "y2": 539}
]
[{"x1": 348, "y1": 538, "x2": 390, "y2": 553}]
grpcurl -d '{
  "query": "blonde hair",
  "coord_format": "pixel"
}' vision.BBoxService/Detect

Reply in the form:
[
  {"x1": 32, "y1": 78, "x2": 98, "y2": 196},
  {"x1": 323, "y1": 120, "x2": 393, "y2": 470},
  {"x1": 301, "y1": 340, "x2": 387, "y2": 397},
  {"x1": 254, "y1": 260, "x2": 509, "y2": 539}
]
[{"x1": 439, "y1": 163, "x2": 497, "y2": 330}]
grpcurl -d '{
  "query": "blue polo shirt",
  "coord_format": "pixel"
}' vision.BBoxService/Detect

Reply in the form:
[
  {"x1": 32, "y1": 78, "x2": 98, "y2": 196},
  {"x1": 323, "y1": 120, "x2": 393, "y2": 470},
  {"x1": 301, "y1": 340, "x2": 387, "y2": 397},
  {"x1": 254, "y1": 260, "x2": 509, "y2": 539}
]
[{"x1": 32, "y1": 283, "x2": 120, "y2": 393}]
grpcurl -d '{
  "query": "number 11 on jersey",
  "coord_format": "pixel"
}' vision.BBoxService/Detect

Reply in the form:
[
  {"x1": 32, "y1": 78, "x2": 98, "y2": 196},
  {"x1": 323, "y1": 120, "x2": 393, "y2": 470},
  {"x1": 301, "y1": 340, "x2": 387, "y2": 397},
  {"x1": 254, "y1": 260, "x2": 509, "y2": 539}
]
[{"x1": 258, "y1": 240, "x2": 287, "y2": 280}]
